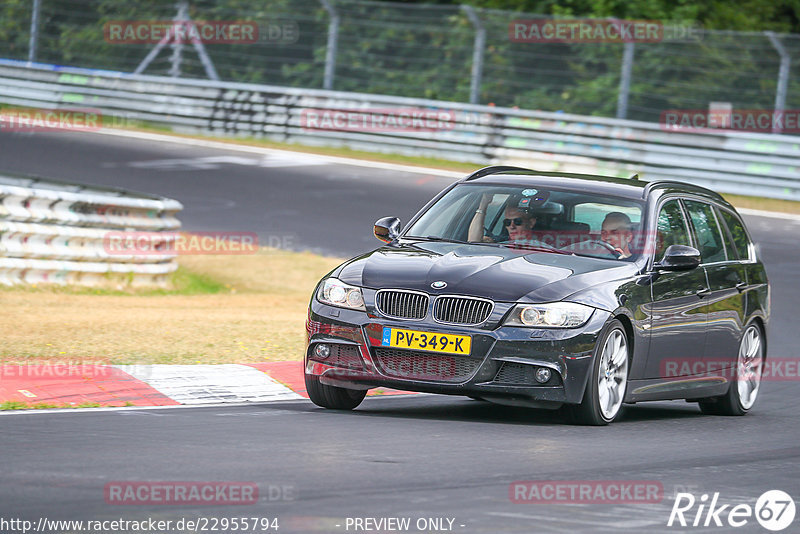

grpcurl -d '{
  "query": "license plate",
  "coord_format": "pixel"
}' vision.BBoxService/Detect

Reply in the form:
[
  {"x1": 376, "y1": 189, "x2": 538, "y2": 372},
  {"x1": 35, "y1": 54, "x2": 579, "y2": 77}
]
[{"x1": 380, "y1": 327, "x2": 471, "y2": 355}]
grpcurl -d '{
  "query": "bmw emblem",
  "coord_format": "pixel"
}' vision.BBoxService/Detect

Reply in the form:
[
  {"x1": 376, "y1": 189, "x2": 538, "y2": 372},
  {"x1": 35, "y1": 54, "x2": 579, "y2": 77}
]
[{"x1": 431, "y1": 281, "x2": 447, "y2": 289}]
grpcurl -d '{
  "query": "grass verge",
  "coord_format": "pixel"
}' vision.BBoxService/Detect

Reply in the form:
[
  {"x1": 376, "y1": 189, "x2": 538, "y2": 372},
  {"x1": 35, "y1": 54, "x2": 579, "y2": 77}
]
[
  {"x1": 0, "y1": 248, "x2": 343, "y2": 365},
  {"x1": 720, "y1": 193, "x2": 800, "y2": 215},
  {"x1": 1, "y1": 401, "x2": 107, "y2": 410}
]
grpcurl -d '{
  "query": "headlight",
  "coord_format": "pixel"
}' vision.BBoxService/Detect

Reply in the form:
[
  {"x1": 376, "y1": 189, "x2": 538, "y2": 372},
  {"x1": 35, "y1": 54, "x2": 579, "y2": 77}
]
[
  {"x1": 317, "y1": 278, "x2": 366, "y2": 311},
  {"x1": 504, "y1": 302, "x2": 594, "y2": 328}
]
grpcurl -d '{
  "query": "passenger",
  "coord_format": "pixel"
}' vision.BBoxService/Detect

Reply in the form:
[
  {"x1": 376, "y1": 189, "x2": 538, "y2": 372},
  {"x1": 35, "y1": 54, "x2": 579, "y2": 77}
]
[{"x1": 601, "y1": 212, "x2": 634, "y2": 258}]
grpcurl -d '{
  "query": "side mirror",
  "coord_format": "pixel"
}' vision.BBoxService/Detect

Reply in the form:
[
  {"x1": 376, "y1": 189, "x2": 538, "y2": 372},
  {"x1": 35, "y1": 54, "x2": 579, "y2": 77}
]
[
  {"x1": 374, "y1": 216, "x2": 401, "y2": 243},
  {"x1": 655, "y1": 245, "x2": 701, "y2": 271}
]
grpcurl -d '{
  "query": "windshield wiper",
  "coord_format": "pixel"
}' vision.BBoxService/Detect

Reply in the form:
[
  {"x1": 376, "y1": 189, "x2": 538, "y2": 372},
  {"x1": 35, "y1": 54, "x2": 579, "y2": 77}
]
[
  {"x1": 569, "y1": 251, "x2": 624, "y2": 260},
  {"x1": 404, "y1": 235, "x2": 468, "y2": 244}
]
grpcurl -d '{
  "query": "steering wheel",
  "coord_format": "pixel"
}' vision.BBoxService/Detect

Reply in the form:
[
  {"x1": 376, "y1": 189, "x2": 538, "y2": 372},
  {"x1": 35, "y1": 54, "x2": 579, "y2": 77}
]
[
  {"x1": 560, "y1": 239, "x2": 622, "y2": 258},
  {"x1": 482, "y1": 224, "x2": 503, "y2": 243}
]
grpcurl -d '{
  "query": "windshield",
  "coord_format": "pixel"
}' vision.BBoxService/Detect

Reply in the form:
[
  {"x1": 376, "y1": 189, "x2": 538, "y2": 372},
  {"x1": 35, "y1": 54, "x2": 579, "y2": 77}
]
[{"x1": 404, "y1": 184, "x2": 645, "y2": 260}]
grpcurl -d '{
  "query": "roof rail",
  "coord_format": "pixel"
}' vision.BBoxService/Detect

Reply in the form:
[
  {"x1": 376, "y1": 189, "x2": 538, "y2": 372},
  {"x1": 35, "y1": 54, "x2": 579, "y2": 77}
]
[
  {"x1": 463, "y1": 165, "x2": 533, "y2": 181},
  {"x1": 643, "y1": 179, "x2": 690, "y2": 193},
  {"x1": 643, "y1": 179, "x2": 724, "y2": 199}
]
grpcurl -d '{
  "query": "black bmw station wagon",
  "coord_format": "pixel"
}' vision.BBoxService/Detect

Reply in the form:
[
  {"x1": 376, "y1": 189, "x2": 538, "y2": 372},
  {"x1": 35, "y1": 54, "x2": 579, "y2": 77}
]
[{"x1": 304, "y1": 166, "x2": 769, "y2": 425}]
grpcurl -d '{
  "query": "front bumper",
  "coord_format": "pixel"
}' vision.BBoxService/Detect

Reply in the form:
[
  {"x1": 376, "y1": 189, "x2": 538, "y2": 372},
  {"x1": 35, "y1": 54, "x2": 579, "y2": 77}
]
[{"x1": 305, "y1": 299, "x2": 611, "y2": 408}]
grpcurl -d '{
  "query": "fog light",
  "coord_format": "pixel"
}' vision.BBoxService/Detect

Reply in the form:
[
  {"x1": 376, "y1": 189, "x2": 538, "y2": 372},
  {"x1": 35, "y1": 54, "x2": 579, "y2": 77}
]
[
  {"x1": 314, "y1": 343, "x2": 331, "y2": 359},
  {"x1": 535, "y1": 367, "x2": 552, "y2": 383}
]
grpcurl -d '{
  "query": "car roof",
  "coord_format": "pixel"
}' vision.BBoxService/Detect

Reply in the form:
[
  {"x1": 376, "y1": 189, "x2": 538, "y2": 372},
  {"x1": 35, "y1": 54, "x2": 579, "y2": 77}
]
[{"x1": 459, "y1": 166, "x2": 730, "y2": 206}]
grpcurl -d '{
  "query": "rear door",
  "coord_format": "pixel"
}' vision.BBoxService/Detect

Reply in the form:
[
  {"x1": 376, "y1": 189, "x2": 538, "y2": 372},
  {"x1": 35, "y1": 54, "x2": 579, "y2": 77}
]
[
  {"x1": 644, "y1": 198, "x2": 710, "y2": 379},
  {"x1": 717, "y1": 207, "x2": 764, "y2": 301},
  {"x1": 683, "y1": 199, "x2": 746, "y2": 373}
]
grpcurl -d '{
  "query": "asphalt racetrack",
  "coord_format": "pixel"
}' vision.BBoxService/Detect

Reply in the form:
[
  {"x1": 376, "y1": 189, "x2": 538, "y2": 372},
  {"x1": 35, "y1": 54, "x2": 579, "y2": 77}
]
[{"x1": 1, "y1": 129, "x2": 799, "y2": 533}]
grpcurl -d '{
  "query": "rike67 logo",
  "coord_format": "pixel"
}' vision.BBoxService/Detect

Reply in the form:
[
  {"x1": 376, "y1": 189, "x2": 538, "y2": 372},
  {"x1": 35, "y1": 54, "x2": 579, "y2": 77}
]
[{"x1": 668, "y1": 490, "x2": 796, "y2": 531}]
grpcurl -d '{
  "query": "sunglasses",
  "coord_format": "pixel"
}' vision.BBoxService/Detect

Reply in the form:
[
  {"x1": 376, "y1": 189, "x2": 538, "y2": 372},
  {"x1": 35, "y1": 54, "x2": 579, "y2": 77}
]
[{"x1": 503, "y1": 217, "x2": 528, "y2": 227}]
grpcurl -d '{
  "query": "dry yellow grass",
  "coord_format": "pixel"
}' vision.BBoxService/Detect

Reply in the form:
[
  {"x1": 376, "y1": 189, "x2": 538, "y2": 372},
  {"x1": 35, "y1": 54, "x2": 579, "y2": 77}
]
[{"x1": 0, "y1": 249, "x2": 344, "y2": 364}]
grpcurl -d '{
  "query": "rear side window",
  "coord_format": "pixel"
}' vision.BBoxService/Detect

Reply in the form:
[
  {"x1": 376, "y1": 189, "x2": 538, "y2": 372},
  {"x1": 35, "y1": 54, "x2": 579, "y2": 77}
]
[
  {"x1": 683, "y1": 200, "x2": 727, "y2": 263},
  {"x1": 655, "y1": 199, "x2": 691, "y2": 259},
  {"x1": 718, "y1": 208, "x2": 752, "y2": 260},
  {"x1": 714, "y1": 207, "x2": 739, "y2": 260}
]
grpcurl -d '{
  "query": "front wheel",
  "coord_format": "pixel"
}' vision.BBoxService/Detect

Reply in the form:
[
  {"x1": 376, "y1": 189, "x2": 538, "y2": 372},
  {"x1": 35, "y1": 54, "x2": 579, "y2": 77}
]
[
  {"x1": 698, "y1": 323, "x2": 764, "y2": 416},
  {"x1": 566, "y1": 319, "x2": 629, "y2": 425},
  {"x1": 305, "y1": 373, "x2": 367, "y2": 410}
]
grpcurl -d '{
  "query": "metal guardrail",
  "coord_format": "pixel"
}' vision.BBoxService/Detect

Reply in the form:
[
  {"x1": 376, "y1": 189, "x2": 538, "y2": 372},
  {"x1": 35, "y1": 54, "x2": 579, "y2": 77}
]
[
  {"x1": 1, "y1": 59, "x2": 799, "y2": 201},
  {"x1": 0, "y1": 171, "x2": 182, "y2": 286}
]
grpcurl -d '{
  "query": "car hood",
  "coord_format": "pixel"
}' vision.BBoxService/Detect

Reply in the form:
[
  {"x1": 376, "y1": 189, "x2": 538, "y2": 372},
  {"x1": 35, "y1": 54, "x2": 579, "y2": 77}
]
[{"x1": 335, "y1": 241, "x2": 639, "y2": 304}]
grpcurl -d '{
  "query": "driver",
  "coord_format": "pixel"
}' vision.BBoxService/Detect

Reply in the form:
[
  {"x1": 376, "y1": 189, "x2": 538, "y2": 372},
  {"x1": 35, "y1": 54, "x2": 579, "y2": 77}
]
[
  {"x1": 467, "y1": 192, "x2": 541, "y2": 244},
  {"x1": 503, "y1": 205, "x2": 538, "y2": 242},
  {"x1": 601, "y1": 212, "x2": 634, "y2": 258}
]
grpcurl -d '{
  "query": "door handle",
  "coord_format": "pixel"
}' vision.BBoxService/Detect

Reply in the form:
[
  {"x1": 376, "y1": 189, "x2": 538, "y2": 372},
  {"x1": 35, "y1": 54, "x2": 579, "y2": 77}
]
[
  {"x1": 735, "y1": 282, "x2": 748, "y2": 293},
  {"x1": 696, "y1": 287, "x2": 711, "y2": 298}
]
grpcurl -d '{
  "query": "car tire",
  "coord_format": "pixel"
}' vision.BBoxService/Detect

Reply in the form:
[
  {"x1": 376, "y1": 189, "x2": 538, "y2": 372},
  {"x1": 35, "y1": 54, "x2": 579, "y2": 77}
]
[
  {"x1": 305, "y1": 373, "x2": 367, "y2": 410},
  {"x1": 698, "y1": 322, "x2": 764, "y2": 416},
  {"x1": 566, "y1": 319, "x2": 629, "y2": 426}
]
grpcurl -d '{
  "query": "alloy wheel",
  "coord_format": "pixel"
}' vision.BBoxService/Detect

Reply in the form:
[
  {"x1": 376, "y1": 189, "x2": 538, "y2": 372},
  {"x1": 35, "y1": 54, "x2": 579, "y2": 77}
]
[{"x1": 597, "y1": 329, "x2": 629, "y2": 420}]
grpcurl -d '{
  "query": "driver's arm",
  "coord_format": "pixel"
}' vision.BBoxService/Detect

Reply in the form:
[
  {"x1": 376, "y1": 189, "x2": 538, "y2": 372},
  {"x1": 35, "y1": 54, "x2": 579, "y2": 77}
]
[{"x1": 467, "y1": 193, "x2": 493, "y2": 242}]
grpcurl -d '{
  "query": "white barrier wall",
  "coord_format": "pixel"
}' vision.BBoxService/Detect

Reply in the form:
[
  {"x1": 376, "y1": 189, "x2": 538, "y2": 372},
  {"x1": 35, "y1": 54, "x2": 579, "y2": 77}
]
[
  {"x1": 0, "y1": 173, "x2": 182, "y2": 286},
  {"x1": 1, "y1": 59, "x2": 799, "y2": 200}
]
